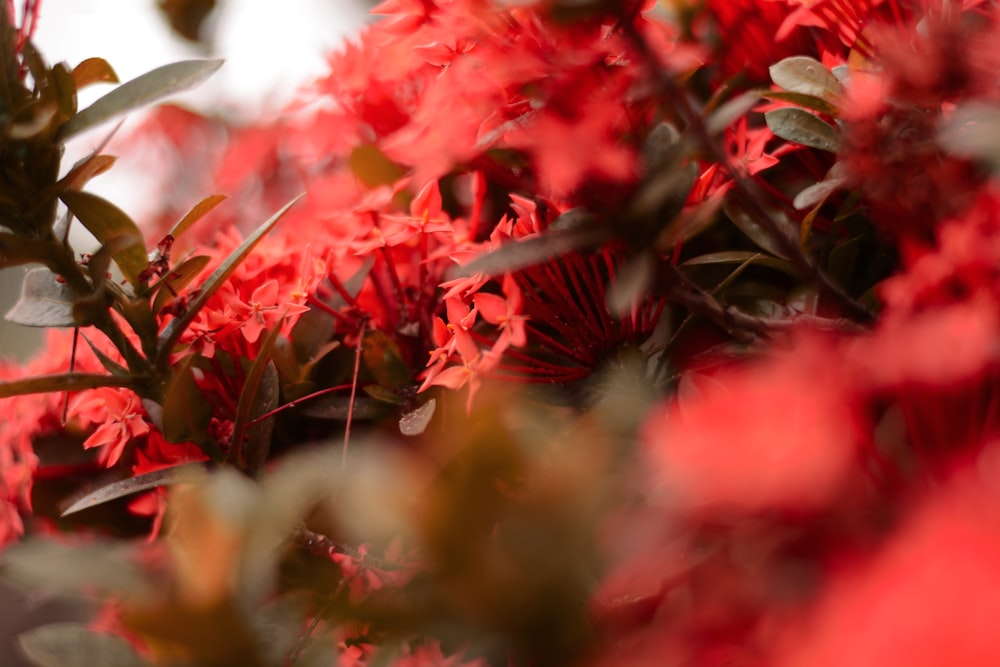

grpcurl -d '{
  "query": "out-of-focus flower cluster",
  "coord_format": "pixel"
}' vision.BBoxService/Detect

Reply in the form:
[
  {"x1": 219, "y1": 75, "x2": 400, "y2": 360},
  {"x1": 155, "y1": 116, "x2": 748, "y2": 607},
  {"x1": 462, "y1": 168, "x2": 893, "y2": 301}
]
[{"x1": 4, "y1": 0, "x2": 1000, "y2": 664}]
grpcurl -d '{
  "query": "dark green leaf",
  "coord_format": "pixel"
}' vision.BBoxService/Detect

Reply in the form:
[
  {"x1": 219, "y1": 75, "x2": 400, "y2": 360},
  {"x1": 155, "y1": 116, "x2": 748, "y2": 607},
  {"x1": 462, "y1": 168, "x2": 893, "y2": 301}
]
[
  {"x1": 51, "y1": 63, "x2": 78, "y2": 124},
  {"x1": 161, "y1": 354, "x2": 215, "y2": 452},
  {"x1": 298, "y1": 395, "x2": 382, "y2": 420},
  {"x1": 453, "y1": 225, "x2": 609, "y2": 279},
  {"x1": 61, "y1": 462, "x2": 207, "y2": 516},
  {"x1": 88, "y1": 234, "x2": 140, "y2": 288},
  {"x1": 229, "y1": 322, "x2": 284, "y2": 474},
  {"x1": 58, "y1": 59, "x2": 223, "y2": 142},
  {"x1": 157, "y1": 195, "x2": 303, "y2": 364},
  {"x1": 765, "y1": 108, "x2": 841, "y2": 153},
  {"x1": 151, "y1": 254, "x2": 211, "y2": 314},
  {"x1": 17, "y1": 624, "x2": 147, "y2": 667},
  {"x1": 724, "y1": 202, "x2": 795, "y2": 259},
  {"x1": 80, "y1": 332, "x2": 129, "y2": 377},
  {"x1": 759, "y1": 90, "x2": 840, "y2": 117},
  {"x1": 6, "y1": 267, "x2": 77, "y2": 327},
  {"x1": 399, "y1": 398, "x2": 436, "y2": 436},
  {"x1": 363, "y1": 384, "x2": 404, "y2": 405},
  {"x1": 0, "y1": 373, "x2": 131, "y2": 399},
  {"x1": 705, "y1": 91, "x2": 761, "y2": 135},
  {"x1": 681, "y1": 250, "x2": 797, "y2": 276},
  {"x1": 769, "y1": 56, "x2": 843, "y2": 99},
  {"x1": 168, "y1": 193, "x2": 227, "y2": 240},
  {"x1": 362, "y1": 329, "x2": 411, "y2": 389},
  {"x1": 71, "y1": 57, "x2": 120, "y2": 89},
  {"x1": 59, "y1": 190, "x2": 148, "y2": 286}
]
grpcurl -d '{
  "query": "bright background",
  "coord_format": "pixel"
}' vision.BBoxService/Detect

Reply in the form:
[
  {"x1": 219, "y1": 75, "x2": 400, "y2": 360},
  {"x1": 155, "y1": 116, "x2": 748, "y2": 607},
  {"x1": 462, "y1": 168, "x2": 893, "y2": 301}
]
[{"x1": 0, "y1": 0, "x2": 369, "y2": 360}]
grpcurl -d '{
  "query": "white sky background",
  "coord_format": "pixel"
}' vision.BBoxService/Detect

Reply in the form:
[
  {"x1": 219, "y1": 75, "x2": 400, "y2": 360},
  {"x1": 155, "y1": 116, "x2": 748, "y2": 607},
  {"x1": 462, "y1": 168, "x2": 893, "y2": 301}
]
[{"x1": 0, "y1": 0, "x2": 371, "y2": 359}]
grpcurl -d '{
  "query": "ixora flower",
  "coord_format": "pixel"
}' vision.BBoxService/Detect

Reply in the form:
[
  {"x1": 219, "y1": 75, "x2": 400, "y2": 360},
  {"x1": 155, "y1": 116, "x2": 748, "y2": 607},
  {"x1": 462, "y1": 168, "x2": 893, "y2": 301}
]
[
  {"x1": 777, "y1": 472, "x2": 1000, "y2": 667},
  {"x1": 642, "y1": 338, "x2": 860, "y2": 514},
  {"x1": 69, "y1": 388, "x2": 151, "y2": 467}
]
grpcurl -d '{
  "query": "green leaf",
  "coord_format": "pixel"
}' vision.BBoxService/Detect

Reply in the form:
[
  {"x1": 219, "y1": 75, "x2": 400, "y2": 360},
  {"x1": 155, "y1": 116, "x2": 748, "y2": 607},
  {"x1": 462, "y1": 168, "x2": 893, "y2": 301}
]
[
  {"x1": 150, "y1": 254, "x2": 211, "y2": 314},
  {"x1": 759, "y1": 90, "x2": 840, "y2": 117},
  {"x1": 297, "y1": 395, "x2": 382, "y2": 420},
  {"x1": 71, "y1": 57, "x2": 120, "y2": 90},
  {"x1": 363, "y1": 384, "x2": 404, "y2": 405},
  {"x1": 161, "y1": 354, "x2": 215, "y2": 453},
  {"x1": 793, "y1": 163, "x2": 847, "y2": 210},
  {"x1": 399, "y1": 398, "x2": 436, "y2": 436},
  {"x1": 17, "y1": 624, "x2": 148, "y2": 667},
  {"x1": 6, "y1": 267, "x2": 77, "y2": 327},
  {"x1": 362, "y1": 329, "x2": 411, "y2": 389},
  {"x1": 57, "y1": 153, "x2": 117, "y2": 192},
  {"x1": 57, "y1": 59, "x2": 223, "y2": 142},
  {"x1": 59, "y1": 190, "x2": 148, "y2": 286},
  {"x1": 168, "y1": 193, "x2": 227, "y2": 240},
  {"x1": 769, "y1": 56, "x2": 843, "y2": 99},
  {"x1": 681, "y1": 251, "x2": 797, "y2": 276},
  {"x1": 0, "y1": 233, "x2": 58, "y2": 268},
  {"x1": 705, "y1": 91, "x2": 761, "y2": 135},
  {"x1": 61, "y1": 462, "x2": 207, "y2": 516},
  {"x1": 0, "y1": 373, "x2": 132, "y2": 399},
  {"x1": 350, "y1": 144, "x2": 406, "y2": 188},
  {"x1": 156, "y1": 194, "x2": 303, "y2": 363},
  {"x1": 2, "y1": 538, "x2": 152, "y2": 598},
  {"x1": 80, "y1": 332, "x2": 130, "y2": 377},
  {"x1": 724, "y1": 202, "x2": 795, "y2": 259},
  {"x1": 765, "y1": 108, "x2": 841, "y2": 153},
  {"x1": 453, "y1": 224, "x2": 610, "y2": 279},
  {"x1": 229, "y1": 323, "x2": 284, "y2": 474}
]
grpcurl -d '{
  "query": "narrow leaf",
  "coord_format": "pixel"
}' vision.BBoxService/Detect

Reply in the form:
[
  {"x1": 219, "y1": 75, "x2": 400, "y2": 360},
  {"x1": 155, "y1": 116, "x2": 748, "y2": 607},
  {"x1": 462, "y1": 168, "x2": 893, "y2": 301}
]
[
  {"x1": 71, "y1": 57, "x2": 120, "y2": 89},
  {"x1": 765, "y1": 108, "x2": 841, "y2": 153},
  {"x1": 81, "y1": 332, "x2": 129, "y2": 377},
  {"x1": 59, "y1": 190, "x2": 148, "y2": 286},
  {"x1": 724, "y1": 202, "x2": 795, "y2": 259},
  {"x1": 681, "y1": 251, "x2": 798, "y2": 276},
  {"x1": 57, "y1": 153, "x2": 117, "y2": 191},
  {"x1": 160, "y1": 354, "x2": 215, "y2": 453},
  {"x1": 705, "y1": 91, "x2": 761, "y2": 135},
  {"x1": 168, "y1": 193, "x2": 227, "y2": 240},
  {"x1": 61, "y1": 462, "x2": 207, "y2": 516},
  {"x1": 6, "y1": 267, "x2": 77, "y2": 327},
  {"x1": 151, "y1": 254, "x2": 211, "y2": 314},
  {"x1": 18, "y1": 624, "x2": 147, "y2": 667},
  {"x1": 298, "y1": 395, "x2": 382, "y2": 420},
  {"x1": 229, "y1": 322, "x2": 284, "y2": 473},
  {"x1": 0, "y1": 373, "x2": 132, "y2": 398},
  {"x1": 452, "y1": 225, "x2": 610, "y2": 279},
  {"x1": 156, "y1": 194, "x2": 303, "y2": 363},
  {"x1": 769, "y1": 56, "x2": 843, "y2": 99},
  {"x1": 58, "y1": 59, "x2": 224, "y2": 141}
]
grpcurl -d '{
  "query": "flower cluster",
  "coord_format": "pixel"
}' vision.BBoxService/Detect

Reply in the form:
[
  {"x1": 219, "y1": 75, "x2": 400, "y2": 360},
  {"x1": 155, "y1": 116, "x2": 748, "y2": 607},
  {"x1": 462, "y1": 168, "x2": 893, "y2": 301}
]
[{"x1": 2, "y1": 0, "x2": 1000, "y2": 665}]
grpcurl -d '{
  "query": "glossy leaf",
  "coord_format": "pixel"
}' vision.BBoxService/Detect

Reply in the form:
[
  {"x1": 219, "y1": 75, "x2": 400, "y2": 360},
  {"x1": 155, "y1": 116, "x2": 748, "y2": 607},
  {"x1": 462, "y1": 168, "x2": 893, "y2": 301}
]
[
  {"x1": 57, "y1": 59, "x2": 224, "y2": 142},
  {"x1": 157, "y1": 194, "x2": 303, "y2": 364},
  {"x1": 71, "y1": 57, "x2": 120, "y2": 90},
  {"x1": 298, "y1": 395, "x2": 382, "y2": 420},
  {"x1": 17, "y1": 624, "x2": 147, "y2": 667},
  {"x1": 765, "y1": 108, "x2": 841, "y2": 153},
  {"x1": 168, "y1": 193, "x2": 227, "y2": 240},
  {"x1": 759, "y1": 90, "x2": 840, "y2": 117},
  {"x1": 769, "y1": 56, "x2": 843, "y2": 99},
  {"x1": 151, "y1": 254, "x2": 211, "y2": 314},
  {"x1": 724, "y1": 202, "x2": 794, "y2": 259},
  {"x1": 59, "y1": 190, "x2": 148, "y2": 286},
  {"x1": 6, "y1": 267, "x2": 77, "y2": 327},
  {"x1": 363, "y1": 384, "x2": 404, "y2": 405},
  {"x1": 793, "y1": 165, "x2": 847, "y2": 210},
  {"x1": 61, "y1": 462, "x2": 208, "y2": 516},
  {"x1": 400, "y1": 398, "x2": 436, "y2": 436},
  {"x1": 0, "y1": 372, "x2": 131, "y2": 399}
]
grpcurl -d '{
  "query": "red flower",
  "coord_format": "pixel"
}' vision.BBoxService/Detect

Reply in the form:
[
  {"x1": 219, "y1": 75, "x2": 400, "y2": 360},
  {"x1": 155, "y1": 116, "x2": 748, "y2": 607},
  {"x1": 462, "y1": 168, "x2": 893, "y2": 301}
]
[
  {"x1": 70, "y1": 388, "x2": 151, "y2": 467},
  {"x1": 643, "y1": 338, "x2": 860, "y2": 513}
]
